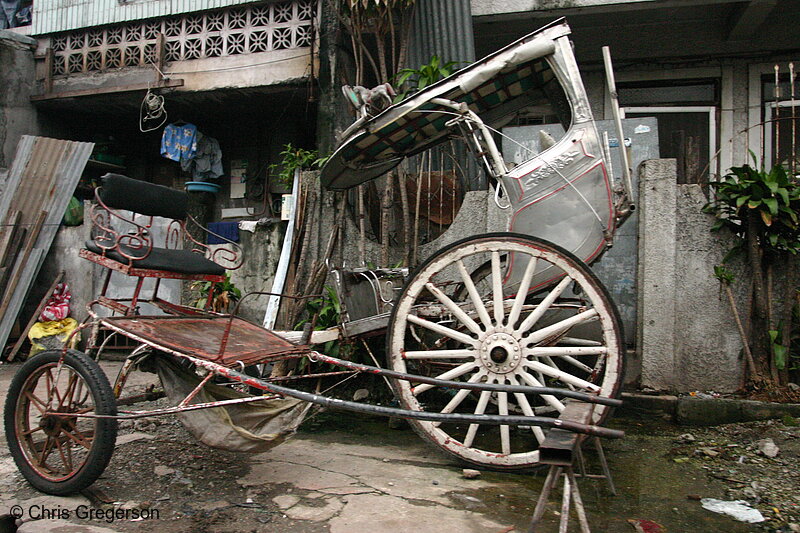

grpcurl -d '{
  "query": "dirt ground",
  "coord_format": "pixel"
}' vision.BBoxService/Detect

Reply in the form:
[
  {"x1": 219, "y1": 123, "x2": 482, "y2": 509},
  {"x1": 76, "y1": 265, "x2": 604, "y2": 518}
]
[
  {"x1": 665, "y1": 418, "x2": 800, "y2": 528},
  {"x1": 1, "y1": 359, "x2": 799, "y2": 532}
]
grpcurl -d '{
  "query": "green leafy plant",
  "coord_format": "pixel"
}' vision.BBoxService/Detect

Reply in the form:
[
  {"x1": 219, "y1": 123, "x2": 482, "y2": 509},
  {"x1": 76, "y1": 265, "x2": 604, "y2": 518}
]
[
  {"x1": 769, "y1": 328, "x2": 789, "y2": 370},
  {"x1": 191, "y1": 272, "x2": 241, "y2": 313},
  {"x1": 296, "y1": 286, "x2": 356, "y2": 360},
  {"x1": 269, "y1": 143, "x2": 330, "y2": 187},
  {"x1": 393, "y1": 55, "x2": 461, "y2": 101},
  {"x1": 705, "y1": 156, "x2": 800, "y2": 257},
  {"x1": 704, "y1": 155, "x2": 800, "y2": 386}
]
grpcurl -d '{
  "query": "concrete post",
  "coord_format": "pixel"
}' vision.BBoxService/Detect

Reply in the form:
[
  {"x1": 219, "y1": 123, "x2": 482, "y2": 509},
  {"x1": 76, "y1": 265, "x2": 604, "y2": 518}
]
[
  {"x1": 636, "y1": 159, "x2": 678, "y2": 391},
  {"x1": 0, "y1": 30, "x2": 38, "y2": 169}
]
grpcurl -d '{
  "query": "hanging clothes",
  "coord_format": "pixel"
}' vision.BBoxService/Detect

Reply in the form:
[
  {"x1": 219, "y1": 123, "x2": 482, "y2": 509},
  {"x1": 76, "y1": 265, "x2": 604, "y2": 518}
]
[
  {"x1": 0, "y1": 0, "x2": 21, "y2": 28},
  {"x1": 161, "y1": 123, "x2": 198, "y2": 163},
  {"x1": 181, "y1": 130, "x2": 223, "y2": 180}
]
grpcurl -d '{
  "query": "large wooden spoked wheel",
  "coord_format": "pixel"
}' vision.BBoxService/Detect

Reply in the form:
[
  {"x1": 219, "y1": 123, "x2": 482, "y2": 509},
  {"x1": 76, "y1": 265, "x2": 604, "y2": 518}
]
[
  {"x1": 4, "y1": 350, "x2": 118, "y2": 495},
  {"x1": 387, "y1": 233, "x2": 624, "y2": 469}
]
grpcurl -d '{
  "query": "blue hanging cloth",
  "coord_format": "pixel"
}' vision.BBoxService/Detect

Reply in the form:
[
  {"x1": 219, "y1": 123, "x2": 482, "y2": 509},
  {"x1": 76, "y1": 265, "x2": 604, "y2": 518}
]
[
  {"x1": 161, "y1": 123, "x2": 198, "y2": 163},
  {"x1": 207, "y1": 221, "x2": 240, "y2": 244}
]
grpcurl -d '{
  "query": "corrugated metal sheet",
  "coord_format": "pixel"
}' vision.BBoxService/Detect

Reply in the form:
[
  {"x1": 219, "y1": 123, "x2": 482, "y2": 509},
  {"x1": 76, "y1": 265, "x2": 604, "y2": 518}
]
[
  {"x1": 0, "y1": 136, "x2": 94, "y2": 349},
  {"x1": 406, "y1": 0, "x2": 477, "y2": 187},
  {"x1": 32, "y1": 0, "x2": 259, "y2": 36},
  {"x1": 407, "y1": 0, "x2": 475, "y2": 69}
]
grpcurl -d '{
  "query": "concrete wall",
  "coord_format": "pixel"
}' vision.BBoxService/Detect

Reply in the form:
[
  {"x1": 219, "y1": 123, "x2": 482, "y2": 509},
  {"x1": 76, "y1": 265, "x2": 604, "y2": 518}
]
[
  {"x1": 637, "y1": 159, "x2": 748, "y2": 393},
  {"x1": 0, "y1": 30, "x2": 39, "y2": 169},
  {"x1": 40, "y1": 50, "x2": 314, "y2": 97},
  {"x1": 34, "y1": 216, "x2": 97, "y2": 325},
  {"x1": 227, "y1": 222, "x2": 285, "y2": 324}
]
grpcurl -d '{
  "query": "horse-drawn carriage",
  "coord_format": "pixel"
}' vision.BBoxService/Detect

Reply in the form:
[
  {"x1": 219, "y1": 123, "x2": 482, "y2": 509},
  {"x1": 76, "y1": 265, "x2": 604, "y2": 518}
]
[{"x1": 4, "y1": 19, "x2": 628, "y2": 501}]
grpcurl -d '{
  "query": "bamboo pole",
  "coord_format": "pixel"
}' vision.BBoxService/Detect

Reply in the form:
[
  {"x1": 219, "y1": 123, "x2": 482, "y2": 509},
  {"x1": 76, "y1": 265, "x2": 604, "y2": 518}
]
[{"x1": 398, "y1": 172, "x2": 411, "y2": 266}]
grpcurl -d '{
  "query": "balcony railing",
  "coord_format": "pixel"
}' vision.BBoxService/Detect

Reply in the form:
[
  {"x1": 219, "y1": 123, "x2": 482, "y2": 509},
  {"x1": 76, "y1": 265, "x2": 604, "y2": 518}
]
[{"x1": 45, "y1": 0, "x2": 313, "y2": 77}]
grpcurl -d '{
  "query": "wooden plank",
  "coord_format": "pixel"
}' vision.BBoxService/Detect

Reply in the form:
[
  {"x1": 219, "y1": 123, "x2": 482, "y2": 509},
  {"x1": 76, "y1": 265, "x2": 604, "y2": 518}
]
[
  {"x1": 0, "y1": 226, "x2": 27, "y2": 300},
  {"x1": 44, "y1": 48, "x2": 54, "y2": 95},
  {"x1": 0, "y1": 211, "x2": 48, "y2": 324},
  {"x1": 6, "y1": 271, "x2": 64, "y2": 362},
  {"x1": 538, "y1": 401, "x2": 597, "y2": 466},
  {"x1": 156, "y1": 33, "x2": 166, "y2": 81},
  {"x1": 0, "y1": 210, "x2": 22, "y2": 268},
  {"x1": 30, "y1": 79, "x2": 184, "y2": 102}
]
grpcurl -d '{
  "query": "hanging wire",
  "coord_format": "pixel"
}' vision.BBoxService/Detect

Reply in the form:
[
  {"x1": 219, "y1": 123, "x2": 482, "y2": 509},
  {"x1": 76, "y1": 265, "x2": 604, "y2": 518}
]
[{"x1": 139, "y1": 88, "x2": 168, "y2": 133}]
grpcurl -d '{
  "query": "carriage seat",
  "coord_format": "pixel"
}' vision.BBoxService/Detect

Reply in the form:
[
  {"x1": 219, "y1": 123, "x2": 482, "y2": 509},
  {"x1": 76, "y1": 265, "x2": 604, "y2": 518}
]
[
  {"x1": 83, "y1": 239, "x2": 225, "y2": 276},
  {"x1": 82, "y1": 173, "x2": 234, "y2": 278}
]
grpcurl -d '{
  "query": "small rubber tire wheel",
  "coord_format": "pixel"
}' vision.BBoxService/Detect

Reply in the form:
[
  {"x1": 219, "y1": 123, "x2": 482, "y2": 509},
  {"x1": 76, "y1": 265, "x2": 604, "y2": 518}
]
[{"x1": 4, "y1": 349, "x2": 118, "y2": 495}]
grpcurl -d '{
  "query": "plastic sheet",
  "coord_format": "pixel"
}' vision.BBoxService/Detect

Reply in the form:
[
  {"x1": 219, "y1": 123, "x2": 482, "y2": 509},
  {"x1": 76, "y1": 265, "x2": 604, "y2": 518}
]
[
  {"x1": 28, "y1": 318, "x2": 80, "y2": 356},
  {"x1": 700, "y1": 498, "x2": 765, "y2": 523}
]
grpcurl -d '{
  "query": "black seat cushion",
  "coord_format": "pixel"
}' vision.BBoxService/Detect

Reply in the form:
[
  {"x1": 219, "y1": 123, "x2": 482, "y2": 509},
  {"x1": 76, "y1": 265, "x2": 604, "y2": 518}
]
[
  {"x1": 85, "y1": 240, "x2": 225, "y2": 276},
  {"x1": 99, "y1": 173, "x2": 188, "y2": 221}
]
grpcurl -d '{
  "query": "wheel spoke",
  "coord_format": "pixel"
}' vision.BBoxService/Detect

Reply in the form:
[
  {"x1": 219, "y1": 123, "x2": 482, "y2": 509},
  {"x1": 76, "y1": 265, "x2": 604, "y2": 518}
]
[
  {"x1": 528, "y1": 348, "x2": 602, "y2": 376},
  {"x1": 57, "y1": 373, "x2": 78, "y2": 412},
  {"x1": 457, "y1": 259, "x2": 493, "y2": 329},
  {"x1": 424, "y1": 283, "x2": 483, "y2": 336},
  {"x1": 412, "y1": 362, "x2": 478, "y2": 395},
  {"x1": 548, "y1": 354, "x2": 595, "y2": 374},
  {"x1": 21, "y1": 425, "x2": 45, "y2": 437},
  {"x1": 61, "y1": 425, "x2": 93, "y2": 450},
  {"x1": 524, "y1": 360, "x2": 600, "y2": 392},
  {"x1": 403, "y1": 349, "x2": 476, "y2": 360},
  {"x1": 54, "y1": 435, "x2": 72, "y2": 473},
  {"x1": 463, "y1": 388, "x2": 492, "y2": 448},
  {"x1": 541, "y1": 356, "x2": 577, "y2": 391},
  {"x1": 522, "y1": 308, "x2": 599, "y2": 346},
  {"x1": 528, "y1": 346, "x2": 607, "y2": 357},
  {"x1": 558, "y1": 336, "x2": 602, "y2": 347},
  {"x1": 66, "y1": 437, "x2": 74, "y2": 471},
  {"x1": 24, "y1": 390, "x2": 49, "y2": 415},
  {"x1": 511, "y1": 393, "x2": 547, "y2": 444},
  {"x1": 507, "y1": 255, "x2": 537, "y2": 328},
  {"x1": 518, "y1": 371, "x2": 565, "y2": 412},
  {"x1": 516, "y1": 276, "x2": 573, "y2": 334},
  {"x1": 407, "y1": 314, "x2": 477, "y2": 346},
  {"x1": 491, "y1": 252, "x2": 505, "y2": 325},
  {"x1": 432, "y1": 371, "x2": 486, "y2": 427},
  {"x1": 44, "y1": 368, "x2": 55, "y2": 406},
  {"x1": 497, "y1": 390, "x2": 511, "y2": 455},
  {"x1": 51, "y1": 371, "x2": 65, "y2": 407},
  {"x1": 39, "y1": 434, "x2": 56, "y2": 466}
]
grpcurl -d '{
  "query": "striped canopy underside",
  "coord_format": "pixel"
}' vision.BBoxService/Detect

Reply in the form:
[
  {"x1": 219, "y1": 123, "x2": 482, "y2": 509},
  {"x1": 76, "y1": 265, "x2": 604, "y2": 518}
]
[{"x1": 342, "y1": 57, "x2": 556, "y2": 168}]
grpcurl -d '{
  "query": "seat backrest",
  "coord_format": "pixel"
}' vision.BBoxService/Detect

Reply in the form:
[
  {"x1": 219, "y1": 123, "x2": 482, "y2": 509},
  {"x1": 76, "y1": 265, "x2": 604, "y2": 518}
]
[{"x1": 98, "y1": 173, "x2": 188, "y2": 221}]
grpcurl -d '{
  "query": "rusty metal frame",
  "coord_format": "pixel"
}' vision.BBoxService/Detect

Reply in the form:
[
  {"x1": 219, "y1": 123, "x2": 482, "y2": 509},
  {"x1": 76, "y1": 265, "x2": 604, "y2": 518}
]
[
  {"x1": 88, "y1": 188, "x2": 244, "y2": 270},
  {"x1": 62, "y1": 309, "x2": 624, "y2": 439}
]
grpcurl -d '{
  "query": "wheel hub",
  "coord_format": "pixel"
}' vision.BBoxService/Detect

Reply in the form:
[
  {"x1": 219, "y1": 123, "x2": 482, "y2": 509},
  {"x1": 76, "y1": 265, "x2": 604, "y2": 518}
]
[
  {"x1": 39, "y1": 414, "x2": 62, "y2": 437},
  {"x1": 479, "y1": 332, "x2": 522, "y2": 374}
]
